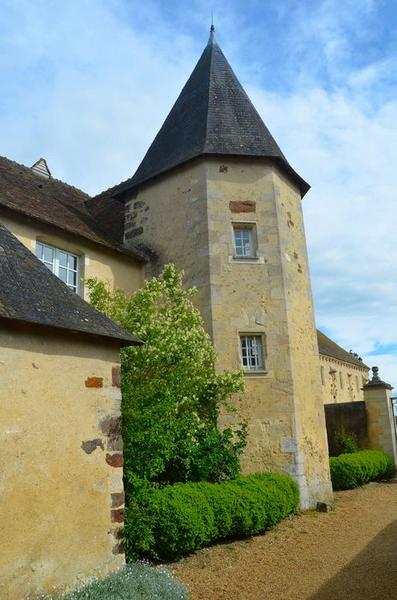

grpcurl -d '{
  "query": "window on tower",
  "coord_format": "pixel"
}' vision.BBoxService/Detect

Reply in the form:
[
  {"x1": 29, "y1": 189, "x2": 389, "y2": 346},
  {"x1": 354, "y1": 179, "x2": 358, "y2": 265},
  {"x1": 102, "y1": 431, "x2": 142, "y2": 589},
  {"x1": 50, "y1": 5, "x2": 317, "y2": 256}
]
[
  {"x1": 239, "y1": 334, "x2": 266, "y2": 371},
  {"x1": 233, "y1": 224, "x2": 256, "y2": 258}
]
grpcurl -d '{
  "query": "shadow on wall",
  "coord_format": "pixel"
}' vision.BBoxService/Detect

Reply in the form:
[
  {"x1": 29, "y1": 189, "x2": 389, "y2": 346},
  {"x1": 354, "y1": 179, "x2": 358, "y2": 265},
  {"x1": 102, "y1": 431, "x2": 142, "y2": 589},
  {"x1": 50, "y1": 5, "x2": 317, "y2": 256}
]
[{"x1": 309, "y1": 516, "x2": 397, "y2": 600}]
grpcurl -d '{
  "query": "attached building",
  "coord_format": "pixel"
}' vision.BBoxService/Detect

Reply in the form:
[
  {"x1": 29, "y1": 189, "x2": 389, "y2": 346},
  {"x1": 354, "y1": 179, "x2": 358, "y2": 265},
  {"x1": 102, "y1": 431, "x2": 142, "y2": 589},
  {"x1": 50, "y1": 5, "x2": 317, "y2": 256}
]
[{"x1": 0, "y1": 224, "x2": 141, "y2": 599}]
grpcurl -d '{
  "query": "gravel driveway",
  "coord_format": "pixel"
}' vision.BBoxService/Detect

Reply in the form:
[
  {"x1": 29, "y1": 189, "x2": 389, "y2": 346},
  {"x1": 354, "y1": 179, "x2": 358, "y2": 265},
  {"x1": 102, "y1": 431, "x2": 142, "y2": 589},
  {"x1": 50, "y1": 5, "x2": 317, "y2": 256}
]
[{"x1": 172, "y1": 480, "x2": 397, "y2": 599}]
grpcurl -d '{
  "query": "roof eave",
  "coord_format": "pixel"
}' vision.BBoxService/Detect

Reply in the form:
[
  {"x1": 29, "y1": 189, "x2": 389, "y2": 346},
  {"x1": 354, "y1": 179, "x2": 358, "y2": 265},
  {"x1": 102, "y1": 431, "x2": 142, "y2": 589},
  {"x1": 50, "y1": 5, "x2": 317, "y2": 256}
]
[{"x1": 113, "y1": 153, "x2": 310, "y2": 200}]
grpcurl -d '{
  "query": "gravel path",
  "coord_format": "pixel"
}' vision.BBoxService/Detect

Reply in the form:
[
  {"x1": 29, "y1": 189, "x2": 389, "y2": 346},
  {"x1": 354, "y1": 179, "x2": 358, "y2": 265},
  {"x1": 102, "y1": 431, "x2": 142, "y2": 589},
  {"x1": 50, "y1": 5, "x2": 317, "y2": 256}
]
[{"x1": 172, "y1": 480, "x2": 397, "y2": 600}]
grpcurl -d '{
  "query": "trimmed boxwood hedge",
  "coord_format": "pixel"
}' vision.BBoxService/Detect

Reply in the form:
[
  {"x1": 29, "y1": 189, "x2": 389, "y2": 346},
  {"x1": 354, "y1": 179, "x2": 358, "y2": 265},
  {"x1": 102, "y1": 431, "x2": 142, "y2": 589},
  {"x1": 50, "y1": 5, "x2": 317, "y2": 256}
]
[
  {"x1": 125, "y1": 473, "x2": 299, "y2": 560},
  {"x1": 330, "y1": 450, "x2": 395, "y2": 490}
]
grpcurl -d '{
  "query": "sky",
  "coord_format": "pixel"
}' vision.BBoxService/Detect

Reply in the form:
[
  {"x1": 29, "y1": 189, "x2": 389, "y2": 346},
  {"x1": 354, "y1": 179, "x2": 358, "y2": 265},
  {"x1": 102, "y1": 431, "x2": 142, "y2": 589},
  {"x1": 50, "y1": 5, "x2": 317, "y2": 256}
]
[{"x1": 1, "y1": 0, "x2": 396, "y2": 386}]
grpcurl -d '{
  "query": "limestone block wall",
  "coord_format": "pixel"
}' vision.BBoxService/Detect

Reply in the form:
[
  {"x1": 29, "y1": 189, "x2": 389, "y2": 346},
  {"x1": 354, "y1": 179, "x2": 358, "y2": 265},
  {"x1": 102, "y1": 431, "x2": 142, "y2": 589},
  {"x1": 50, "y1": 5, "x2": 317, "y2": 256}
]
[
  {"x1": 123, "y1": 160, "x2": 213, "y2": 330},
  {"x1": 123, "y1": 157, "x2": 332, "y2": 508},
  {"x1": 319, "y1": 354, "x2": 368, "y2": 404},
  {"x1": 0, "y1": 322, "x2": 126, "y2": 600},
  {"x1": 205, "y1": 159, "x2": 332, "y2": 507},
  {"x1": 0, "y1": 210, "x2": 144, "y2": 298}
]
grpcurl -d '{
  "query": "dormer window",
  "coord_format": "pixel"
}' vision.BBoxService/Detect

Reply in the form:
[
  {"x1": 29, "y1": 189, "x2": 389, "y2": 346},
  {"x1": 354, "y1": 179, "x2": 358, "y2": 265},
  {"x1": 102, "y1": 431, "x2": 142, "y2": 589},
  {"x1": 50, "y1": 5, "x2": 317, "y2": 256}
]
[{"x1": 36, "y1": 241, "x2": 79, "y2": 293}]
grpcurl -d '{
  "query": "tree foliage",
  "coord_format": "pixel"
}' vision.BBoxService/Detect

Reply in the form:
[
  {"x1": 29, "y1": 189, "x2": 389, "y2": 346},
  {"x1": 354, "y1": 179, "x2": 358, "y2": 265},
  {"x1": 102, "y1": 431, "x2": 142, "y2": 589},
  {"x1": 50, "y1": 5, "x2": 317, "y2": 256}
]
[{"x1": 87, "y1": 264, "x2": 246, "y2": 485}]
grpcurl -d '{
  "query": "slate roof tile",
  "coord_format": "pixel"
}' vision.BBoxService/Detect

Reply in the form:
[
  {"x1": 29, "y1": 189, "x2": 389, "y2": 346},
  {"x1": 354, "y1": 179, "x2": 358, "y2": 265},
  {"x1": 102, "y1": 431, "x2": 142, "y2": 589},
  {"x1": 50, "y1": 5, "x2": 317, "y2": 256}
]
[
  {"x1": 0, "y1": 224, "x2": 141, "y2": 345},
  {"x1": 111, "y1": 30, "x2": 309, "y2": 198}
]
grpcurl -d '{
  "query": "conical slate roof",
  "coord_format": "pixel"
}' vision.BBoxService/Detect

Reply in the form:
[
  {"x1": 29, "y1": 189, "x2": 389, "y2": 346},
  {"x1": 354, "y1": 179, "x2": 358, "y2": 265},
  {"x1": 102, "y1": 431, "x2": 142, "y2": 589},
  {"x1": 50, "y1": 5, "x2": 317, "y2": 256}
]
[{"x1": 116, "y1": 29, "x2": 309, "y2": 197}]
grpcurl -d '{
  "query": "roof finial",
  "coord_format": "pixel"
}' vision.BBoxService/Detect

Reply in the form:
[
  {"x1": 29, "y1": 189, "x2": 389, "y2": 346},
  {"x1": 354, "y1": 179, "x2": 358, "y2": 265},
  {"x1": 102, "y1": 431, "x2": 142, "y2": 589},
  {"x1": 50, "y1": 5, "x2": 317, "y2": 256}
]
[{"x1": 208, "y1": 12, "x2": 215, "y2": 45}]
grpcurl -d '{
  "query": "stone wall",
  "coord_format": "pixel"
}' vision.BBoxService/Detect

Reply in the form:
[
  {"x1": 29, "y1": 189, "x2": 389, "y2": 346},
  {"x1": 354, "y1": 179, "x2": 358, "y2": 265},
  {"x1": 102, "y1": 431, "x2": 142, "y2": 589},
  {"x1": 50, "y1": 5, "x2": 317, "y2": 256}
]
[
  {"x1": 123, "y1": 157, "x2": 333, "y2": 508},
  {"x1": 320, "y1": 354, "x2": 368, "y2": 404},
  {"x1": 0, "y1": 322, "x2": 125, "y2": 599}
]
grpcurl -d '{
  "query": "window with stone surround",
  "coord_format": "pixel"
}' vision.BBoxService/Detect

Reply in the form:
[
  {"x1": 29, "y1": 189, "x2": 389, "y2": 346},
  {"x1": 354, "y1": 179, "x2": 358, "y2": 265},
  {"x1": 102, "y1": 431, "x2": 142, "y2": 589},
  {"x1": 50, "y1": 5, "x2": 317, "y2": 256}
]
[
  {"x1": 240, "y1": 334, "x2": 265, "y2": 371},
  {"x1": 233, "y1": 224, "x2": 256, "y2": 258},
  {"x1": 36, "y1": 241, "x2": 80, "y2": 293}
]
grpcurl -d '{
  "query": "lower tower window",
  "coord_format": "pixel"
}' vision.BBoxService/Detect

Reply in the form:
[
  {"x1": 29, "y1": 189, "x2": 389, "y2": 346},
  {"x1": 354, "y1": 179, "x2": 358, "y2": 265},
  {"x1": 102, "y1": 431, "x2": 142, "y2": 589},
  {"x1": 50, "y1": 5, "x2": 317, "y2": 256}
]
[{"x1": 240, "y1": 334, "x2": 265, "y2": 371}]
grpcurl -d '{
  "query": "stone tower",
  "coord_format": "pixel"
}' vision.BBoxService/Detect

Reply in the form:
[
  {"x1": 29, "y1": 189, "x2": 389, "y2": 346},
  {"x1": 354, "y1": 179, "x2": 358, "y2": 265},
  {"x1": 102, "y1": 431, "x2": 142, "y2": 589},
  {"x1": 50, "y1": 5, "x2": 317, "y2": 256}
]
[{"x1": 117, "y1": 29, "x2": 333, "y2": 508}]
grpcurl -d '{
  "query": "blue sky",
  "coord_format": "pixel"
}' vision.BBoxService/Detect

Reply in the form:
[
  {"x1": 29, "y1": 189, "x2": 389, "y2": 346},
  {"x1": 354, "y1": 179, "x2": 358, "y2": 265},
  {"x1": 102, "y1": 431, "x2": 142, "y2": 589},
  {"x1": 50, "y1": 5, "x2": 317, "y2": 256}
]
[{"x1": 1, "y1": 0, "x2": 397, "y2": 385}]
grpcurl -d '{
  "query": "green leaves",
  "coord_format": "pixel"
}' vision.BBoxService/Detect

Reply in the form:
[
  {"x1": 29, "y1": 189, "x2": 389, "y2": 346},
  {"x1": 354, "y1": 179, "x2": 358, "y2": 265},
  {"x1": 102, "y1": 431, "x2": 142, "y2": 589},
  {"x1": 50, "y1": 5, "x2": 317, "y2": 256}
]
[
  {"x1": 87, "y1": 264, "x2": 245, "y2": 484},
  {"x1": 124, "y1": 473, "x2": 299, "y2": 560},
  {"x1": 330, "y1": 450, "x2": 396, "y2": 490}
]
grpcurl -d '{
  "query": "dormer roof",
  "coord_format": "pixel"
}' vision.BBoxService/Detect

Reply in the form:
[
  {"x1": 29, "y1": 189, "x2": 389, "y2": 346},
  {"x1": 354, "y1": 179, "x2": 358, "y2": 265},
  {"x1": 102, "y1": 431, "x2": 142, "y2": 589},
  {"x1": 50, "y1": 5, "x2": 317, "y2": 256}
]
[{"x1": 114, "y1": 29, "x2": 309, "y2": 198}]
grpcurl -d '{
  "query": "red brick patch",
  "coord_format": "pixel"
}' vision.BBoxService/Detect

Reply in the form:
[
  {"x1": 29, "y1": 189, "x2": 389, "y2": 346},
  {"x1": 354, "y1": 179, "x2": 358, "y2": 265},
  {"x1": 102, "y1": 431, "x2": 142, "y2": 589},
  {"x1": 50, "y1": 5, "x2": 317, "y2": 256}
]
[
  {"x1": 106, "y1": 453, "x2": 123, "y2": 468},
  {"x1": 85, "y1": 377, "x2": 103, "y2": 388}
]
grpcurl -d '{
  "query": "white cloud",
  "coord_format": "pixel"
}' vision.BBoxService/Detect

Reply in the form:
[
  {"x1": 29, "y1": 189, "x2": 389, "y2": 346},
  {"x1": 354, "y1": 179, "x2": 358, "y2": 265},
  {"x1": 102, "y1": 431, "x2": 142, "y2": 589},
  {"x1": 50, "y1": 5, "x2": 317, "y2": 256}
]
[{"x1": 0, "y1": 0, "x2": 396, "y2": 386}]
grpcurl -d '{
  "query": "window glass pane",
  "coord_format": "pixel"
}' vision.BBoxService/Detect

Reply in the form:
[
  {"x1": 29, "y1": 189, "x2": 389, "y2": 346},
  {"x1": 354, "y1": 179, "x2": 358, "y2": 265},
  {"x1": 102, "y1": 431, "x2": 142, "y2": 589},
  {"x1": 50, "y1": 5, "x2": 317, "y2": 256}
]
[
  {"x1": 43, "y1": 245, "x2": 54, "y2": 263},
  {"x1": 36, "y1": 242, "x2": 43, "y2": 259},
  {"x1": 68, "y1": 254, "x2": 77, "y2": 270},
  {"x1": 240, "y1": 335, "x2": 264, "y2": 370},
  {"x1": 234, "y1": 227, "x2": 254, "y2": 257},
  {"x1": 58, "y1": 266, "x2": 68, "y2": 283},
  {"x1": 58, "y1": 251, "x2": 68, "y2": 267},
  {"x1": 67, "y1": 270, "x2": 77, "y2": 287}
]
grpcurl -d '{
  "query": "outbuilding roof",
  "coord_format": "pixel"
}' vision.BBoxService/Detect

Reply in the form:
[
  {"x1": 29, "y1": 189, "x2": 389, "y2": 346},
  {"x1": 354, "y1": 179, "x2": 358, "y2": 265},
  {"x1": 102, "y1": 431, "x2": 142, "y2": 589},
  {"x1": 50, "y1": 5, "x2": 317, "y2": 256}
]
[
  {"x1": 0, "y1": 155, "x2": 146, "y2": 262},
  {"x1": 0, "y1": 224, "x2": 141, "y2": 346},
  {"x1": 317, "y1": 330, "x2": 369, "y2": 369},
  {"x1": 112, "y1": 29, "x2": 309, "y2": 198}
]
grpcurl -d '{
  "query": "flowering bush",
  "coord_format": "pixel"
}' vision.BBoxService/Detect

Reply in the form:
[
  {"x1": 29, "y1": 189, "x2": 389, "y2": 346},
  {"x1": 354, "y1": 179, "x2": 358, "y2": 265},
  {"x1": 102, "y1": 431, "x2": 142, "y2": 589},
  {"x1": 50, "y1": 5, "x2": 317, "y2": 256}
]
[{"x1": 87, "y1": 265, "x2": 246, "y2": 485}]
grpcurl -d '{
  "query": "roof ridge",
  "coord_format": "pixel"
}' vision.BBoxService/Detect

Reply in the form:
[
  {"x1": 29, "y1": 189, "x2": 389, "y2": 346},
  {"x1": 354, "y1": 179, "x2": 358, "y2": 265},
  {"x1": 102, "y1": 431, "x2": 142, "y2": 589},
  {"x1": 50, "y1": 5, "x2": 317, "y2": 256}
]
[{"x1": 0, "y1": 154, "x2": 91, "y2": 199}]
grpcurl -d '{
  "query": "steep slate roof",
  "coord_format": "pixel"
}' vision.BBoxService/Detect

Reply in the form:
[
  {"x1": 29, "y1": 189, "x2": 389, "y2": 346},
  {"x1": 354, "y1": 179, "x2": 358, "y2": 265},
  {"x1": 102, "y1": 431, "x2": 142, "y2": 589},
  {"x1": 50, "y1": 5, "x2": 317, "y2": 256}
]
[
  {"x1": 317, "y1": 330, "x2": 369, "y2": 369},
  {"x1": 112, "y1": 29, "x2": 309, "y2": 198},
  {"x1": 0, "y1": 224, "x2": 140, "y2": 346},
  {"x1": 0, "y1": 156, "x2": 146, "y2": 262}
]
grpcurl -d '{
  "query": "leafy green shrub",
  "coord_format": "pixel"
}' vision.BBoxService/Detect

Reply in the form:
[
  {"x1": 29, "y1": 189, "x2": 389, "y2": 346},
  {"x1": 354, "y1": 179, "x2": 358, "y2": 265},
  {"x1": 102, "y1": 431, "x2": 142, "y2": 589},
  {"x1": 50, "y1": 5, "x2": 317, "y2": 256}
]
[
  {"x1": 35, "y1": 562, "x2": 188, "y2": 599},
  {"x1": 87, "y1": 265, "x2": 246, "y2": 486},
  {"x1": 330, "y1": 450, "x2": 395, "y2": 490},
  {"x1": 334, "y1": 427, "x2": 359, "y2": 455},
  {"x1": 125, "y1": 472, "x2": 299, "y2": 560}
]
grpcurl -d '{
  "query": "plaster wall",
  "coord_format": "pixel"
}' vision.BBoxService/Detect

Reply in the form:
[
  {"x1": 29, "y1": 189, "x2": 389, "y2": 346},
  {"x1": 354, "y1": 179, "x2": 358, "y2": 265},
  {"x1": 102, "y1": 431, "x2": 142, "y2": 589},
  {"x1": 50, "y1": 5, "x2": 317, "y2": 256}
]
[
  {"x1": 0, "y1": 210, "x2": 143, "y2": 298},
  {"x1": 0, "y1": 323, "x2": 125, "y2": 600},
  {"x1": 320, "y1": 355, "x2": 368, "y2": 404},
  {"x1": 124, "y1": 157, "x2": 333, "y2": 507}
]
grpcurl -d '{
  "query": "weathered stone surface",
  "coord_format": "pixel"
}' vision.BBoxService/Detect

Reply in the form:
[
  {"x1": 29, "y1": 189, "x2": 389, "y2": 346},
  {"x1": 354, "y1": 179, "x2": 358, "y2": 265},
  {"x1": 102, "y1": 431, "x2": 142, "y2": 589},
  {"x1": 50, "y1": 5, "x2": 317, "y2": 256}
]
[
  {"x1": 112, "y1": 365, "x2": 121, "y2": 388},
  {"x1": 111, "y1": 492, "x2": 125, "y2": 508},
  {"x1": 81, "y1": 439, "x2": 104, "y2": 454},
  {"x1": 107, "y1": 435, "x2": 123, "y2": 452},
  {"x1": 106, "y1": 453, "x2": 123, "y2": 468},
  {"x1": 100, "y1": 416, "x2": 122, "y2": 436},
  {"x1": 229, "y1": 200, "x2": 256, "y2": 213},
  {"x1": 111, "y1": 508, "x2": 124, "y2": 523}
]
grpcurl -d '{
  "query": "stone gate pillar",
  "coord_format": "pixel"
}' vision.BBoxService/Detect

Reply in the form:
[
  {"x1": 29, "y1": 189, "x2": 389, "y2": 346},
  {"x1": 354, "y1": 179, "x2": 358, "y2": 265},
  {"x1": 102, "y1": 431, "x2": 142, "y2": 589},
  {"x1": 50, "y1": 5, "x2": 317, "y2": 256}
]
[{"x1": 363, "y1": 366, "x2": 397, "y2": 464}]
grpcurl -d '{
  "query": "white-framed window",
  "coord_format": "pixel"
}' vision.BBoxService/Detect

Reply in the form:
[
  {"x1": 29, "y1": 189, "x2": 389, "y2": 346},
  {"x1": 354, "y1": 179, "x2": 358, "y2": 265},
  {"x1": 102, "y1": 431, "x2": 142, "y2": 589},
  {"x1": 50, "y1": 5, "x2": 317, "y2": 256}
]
[
  {"x1": 240, "y1": 334, "x2": 265, "y2": 371},
  {"x1": 36, "y1": 241, "x2": 79, "y2": 293},
  {"x1": 233, "y1": 225, "x2": 256, "y2": 258}
]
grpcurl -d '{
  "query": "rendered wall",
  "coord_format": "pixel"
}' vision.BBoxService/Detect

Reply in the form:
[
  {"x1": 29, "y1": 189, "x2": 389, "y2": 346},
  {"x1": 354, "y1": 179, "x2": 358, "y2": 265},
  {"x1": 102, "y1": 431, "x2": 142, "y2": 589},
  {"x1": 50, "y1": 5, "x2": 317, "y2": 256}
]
[
  {"x1": 0, "y1": 322, "x2": 125, "y2": 600},
  {"x1": 124, "y1": 157, "x2": 333, "y2": 508},
  {"x1": 320, "y1": 354, "x2": 368, "y2": 404},
  {"x1": 0, "y1": 210, "x2": 143, "y2": 298}
]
